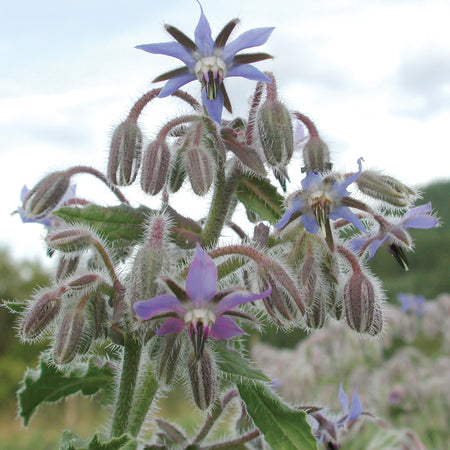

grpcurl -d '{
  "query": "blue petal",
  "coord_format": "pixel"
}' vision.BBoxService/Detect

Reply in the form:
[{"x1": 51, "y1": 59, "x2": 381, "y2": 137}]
[
  {"x1": 157, "y1": 317, "x2": 185, "y2": 336},
  {"x1": 367, "y1": 236, "x2": 388, "y2": 260},
  {"x1": 194, "y1": 0, "x2": 216, "y2": 56},
  {"x1": 339, "y1": 384, "x2": 349, "y2": 414},
  {"x1": 209, "y1": 315, "x2": 244, "y2": 339},
  {"x1": 202, "y1": 88, "x2": 224, "y2": 123},
  {"x1": 348, "y1": 387, "x2": 363, "y2": 421},
  {"x1": 335, "y1": 157, "x2": 363, "y2": 197},
  {"x1": 215, "y1": 285, "x2": 272, "y2": 316},
  {"x1": 136, "y1": 42, "x2": 196, "y2": 67},
  {"x1": 301, "y1": 214, "x2": 319, "y2": 234},
  {"x1": 330, "y1": 206, "x2": 365, "y2": 232},
  {"x1": 133, "y1": 294, "x2": 183, "y2": 320},
  {"x1": 158, "y1": 71, "x2": 197, "y2": 97},
  {"x1": 275, "y1": 209, "x2": 294, "y2": 229},
  {"x1": 347, "y1": 236, "x2": 366, "y2": 253},
  {"x1": 186, "y1": 244, "x2": 218, "y2": 304},
  {"x1": 227, "y1": 63, "x2": 271, "y2": 82},
  {"x1": 402, "y1": 214, "x2": 438, "y2": 230},
  {"x1": 222, "y1": 27, "x2": 275, "y2": 63},
  {"x1": 301, "y1": 171, "x2": 323, "y2": 190}
]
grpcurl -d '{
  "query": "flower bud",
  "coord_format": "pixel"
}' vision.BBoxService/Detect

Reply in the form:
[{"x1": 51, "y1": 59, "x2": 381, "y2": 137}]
[
  {"x1": 107, "y1": 119, "x2": 143, "y2": 186},
  {"x1": 55, "y1": 255, "x2": 80, "y2": 281},
  {"x1": 185, "y1": 143, "x2": 215, "y2": 196},
  {"x1": 303, "y1": 273, "x2": 326, "y2": 330},
  {"x1": 46, "y1": 226, "x2": 94, "y2": 253},
  {"x1": 168, "y1": 146, "x2": 187, "y2": 193},
  {"x1": 302, "y1": 136, "x2": 331, "y2": 173},
  {"x1": 343, "y1": 271, "x2": 381, "y2": 334},
  {"x1": 356, "y1": 170, "x2": 418, "y2": 207},
  {"x1": 151, "y1": 334, "x2": 185, "y2": 385},
  {"x1": 85, "y1": 291, "x2": 107, "y2": 339},
  {"x1": 257, "y1": 99, "x2": 294, "y2": 168},
  {"x1": 140, "y1": 140, "x2": 171, "y2": 195},
  {"x1": 66, "y1": 273, "x2": 101, "y2": 292},
  {"x1": 53, "y1": 307, "x2": 86, "y2": 364},
  {"x1": 188, "y1": 350, "x2": 216, "y2": 410},
  {"x1": 22, "y1": 171, "x2": 70, "y2": 219},
  {"x1": 20, "y1": 287, "x2": 63, "y2": 340}
]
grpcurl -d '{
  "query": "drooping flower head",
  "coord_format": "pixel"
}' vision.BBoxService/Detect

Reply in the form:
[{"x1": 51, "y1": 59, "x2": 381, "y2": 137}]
[
  {"x1": 136, "y1": 1, "x2": 274, "y2": 123},
  {"x1": 16, "y1": 183, "x2": 77, "y2": 227},
  {"x1": 348, "y1": 202, "x2": 438, "y2": 270},
  {"x1": 133, "y1": 244, "x2": 271, "y2": 359},
  {"x1": 275, "y1": 158, "x2": 365, "y2": 250}
]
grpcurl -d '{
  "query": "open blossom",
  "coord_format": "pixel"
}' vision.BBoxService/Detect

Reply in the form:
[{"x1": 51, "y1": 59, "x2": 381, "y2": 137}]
[
  {"x1": 136, "y1": 1, "x2": 274, "y2": 123},
  {"x1": 275, "y1": 158, "x2": 365, "y2": 250},
  {"x1": 312, "y1": 385, "x2": 363, "y2": 446},
  {"x1": 397, "y1": 293, "x2": 426, "y2": 316},
  {"x1": 16, "y1": 184, "x2": 77, "y2": 227},
  {"x1": 134, "y1": 244, "x2": 271, "y2": 359},
  {"x1": 348, "y1": 202, "x2": 438, "y2": 270}
]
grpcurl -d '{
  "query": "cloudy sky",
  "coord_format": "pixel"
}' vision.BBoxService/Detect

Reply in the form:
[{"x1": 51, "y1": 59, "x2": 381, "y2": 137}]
[{"x1": 1, "y1": 0, "x2": 449, "y2": 263}]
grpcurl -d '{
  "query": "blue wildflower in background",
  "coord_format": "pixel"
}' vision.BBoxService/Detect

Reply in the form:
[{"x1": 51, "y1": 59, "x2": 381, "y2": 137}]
[
  {"x1": 397, "y1": 293, "x2": 426, "y2": 316},
  {"x1": 136, "y1": 1, "x2": 274, "y2": 123},
  {"x1": 134, "y1": 244, "x2": 271, "y2": 359}
]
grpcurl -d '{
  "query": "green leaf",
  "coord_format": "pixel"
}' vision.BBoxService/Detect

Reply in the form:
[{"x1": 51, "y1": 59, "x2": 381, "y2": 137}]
[
  {"x1": 53, "y1": 204, "x2": 153, "y2": 248},
  {"x1": 60, "y1": 430, "x2": 137, "y2": 450},
  {"x1": 237, "y1": 382, "x2": 318, "y2": 450},
  {"x1": 53, "y1": 204, "x2": 202, "y2": 249},
  {"x1": 2, "y1": 299, "x2": 27, "y2": 314},
  {"x1": 18, "y1": 354, "x2": 115, "y2": 426},
  {"x1": 214, "y1": 342, "x2": 270, "y2": 383},
  {"x1": 236, "y1": 175, "x2": 284, "y2": 224}
]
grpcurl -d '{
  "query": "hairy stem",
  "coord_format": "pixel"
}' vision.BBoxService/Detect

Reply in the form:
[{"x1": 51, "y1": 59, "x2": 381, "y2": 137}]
[{"x1": 110, "y1": 337, "x2": 142, "y2": 437}]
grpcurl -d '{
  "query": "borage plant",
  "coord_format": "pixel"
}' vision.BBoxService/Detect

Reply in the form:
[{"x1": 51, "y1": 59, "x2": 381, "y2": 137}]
[{"x1": 6, "y1": 2, "x2": 439, "y2": 449}]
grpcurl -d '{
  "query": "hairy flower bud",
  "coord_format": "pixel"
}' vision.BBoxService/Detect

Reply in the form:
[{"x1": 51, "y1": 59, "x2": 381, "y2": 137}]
[
  {"x1": 343, "y1": 271, "x2": 381, "y2": 334},
  {"x1": 53, "y1": 307, "x2": 86, "y2": 364},
  {"x1": 46, "y1": 226, "x2": 95, "y2": 253},
  {"x1": 20, "y1": 287, "x2": 63, "y2": 340},
  {"x1": 107, "y1": 119, "x2": 143, "y2": 186},
  {"x1": 185, "y1": 143, "x2": 215, "y2": 196},
  {"x1": 188, "y1": 350, "x2": 216, "y2": 410},
  {"x1": 302, "y1": 136, "x2": 331, "y2": 173},
  {"x1": 168, "y1": 146, "x2": 187, "y2": 193},
  {"x1": 151, "y1": 334, "x2": 185, "y2": 385},
  {"x1": 55, "y1": 255, "x2": 80, "y2": 281},
  {"x1": 85, "y1": 291, "x2": 107, "y2": 339},
  {"x1": 140, "y1": 140, "x2": 171, "y2": 195},
  {"x1": 257, "y1": 99, "x2": 294, "y2": 168},
  {"x1": 22, "y1": 171, "x2": 70, "y2": 219},
  {"x1": 356, "y1": 170, "x2": 418, "y2": 207}
]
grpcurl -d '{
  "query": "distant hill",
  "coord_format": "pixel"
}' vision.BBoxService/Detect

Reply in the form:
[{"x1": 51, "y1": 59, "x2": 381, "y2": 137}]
[{"x1": 369, "y1": 179, "x2": 450, "y2": 300}]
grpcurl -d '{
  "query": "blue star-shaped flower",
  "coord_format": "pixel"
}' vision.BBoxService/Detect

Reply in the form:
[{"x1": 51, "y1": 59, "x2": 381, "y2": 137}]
[{"x1": 136, "y1": 1, "x2": 274, "y2": 123}]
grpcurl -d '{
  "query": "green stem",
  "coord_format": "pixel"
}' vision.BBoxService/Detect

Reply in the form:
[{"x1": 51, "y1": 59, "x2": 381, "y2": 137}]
[
  {"x1": 127, "y1": 357, "x2": 159, "y2": 437},
  {"x1": 201, "y1": 164, "x2": 241, "y2": 247},
  {"x1": 110, "y1": 337, "x2": 142, "y2": 437}
]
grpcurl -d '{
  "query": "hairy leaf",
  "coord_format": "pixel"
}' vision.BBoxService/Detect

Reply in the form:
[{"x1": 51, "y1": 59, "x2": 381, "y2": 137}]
[
  {"x1": 237, "y1": 382, "x2": 317, "y2": 450},
  {"x1": 214, "y1": 342, "x2": 270, "y2": 383},
  {"x1": 236, "y1": 175, "x2": 284, "y2": 224},
  {"x1": 18, "y1": 354, "x2": 115, "y2": 425},
  {"x1": 60, "y1": 430, "x2": 137, "y2": 450}
]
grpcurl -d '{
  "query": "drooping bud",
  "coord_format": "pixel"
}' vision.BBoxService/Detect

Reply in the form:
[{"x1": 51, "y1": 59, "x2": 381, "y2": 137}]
[
  {"x1": 185, "y1": 143, "x2": 215, "y2": 196},
  {"x1": 302, "y1": 136, "x2": 331, "y2": 173},
  {"x1": 22, "y1": 171, "x2": 70, "y2": 219},
  {"x1": 151, "y1": 334, "x2": 185, "y2": 385},
  {"x1": 140, "y1": 140, "x2": 171, "y2": 195},
  {"x1": 188, "y1": 350, "x2": 216, "y2": 410},
  {"x1": 107, "y1": 119, "x2": 143, "y2": 186},
  {"x1": 46, "y1": 225, "x2": 95, "y2": 253},
  {"x1": 53, "y1": 307, "x2": 86, "y2": 364},
  {"x1": 168, "y1": 146, "x2": 187, "y2": 193},
  {"x1": 20, "y1": 287, "x2": 64, "y2": 340},
  {"x1": 343, "y1": 271, "x2": 381, "y2": 334},
  {"x1": 85, "y1": 291, "x2": 108, "y2": 339},
  {"x1": 356, "y1": 170, "x2": 418, "y2": 207},
  {"x1": 55, "y1": 255, "x2": 80, "y2": 281},
  {"x1": 257, "y1": 99, "x2": 294, "y2": 168}
]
